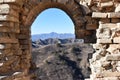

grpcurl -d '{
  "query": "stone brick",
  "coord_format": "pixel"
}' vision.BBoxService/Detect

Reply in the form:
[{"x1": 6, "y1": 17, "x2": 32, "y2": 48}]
[
  {"x1": 105, "y1": 54, "x2": 120, "y2": 61},
  {"x1": 111, "y1": 19, "x2": 120, "y2": 23},
  {"x1": 116, "y1": 67, "x2": 120, "y2": 72},
  {"x1": 117, "y1": 23, "x2": 120, "y2": 28},
  {"x1": 96, "y1": 28, "x2": 111, "y2": 39},
  {"x1": 99, "y1": 23, "x2": 117, "y2": 28},
  {"x1": 115, "y1": 4, "x2": 120, "y2": 12},
  {"x1": 86, "y1": 24, "x2": 98, "y2": 30},
  {"x1": 97, "y1": 39, "x2": 112, "y2": 43},
  {"x1": 108, "y1": 13, "x2": 120, "y2": 18},
  {"x1": 107, "y1": 44, "x2": 120, "y2": 54},
  {"x1": 0, "y1": 38, "x2": 18, "y2": 43},
  {"x1": 99, "y1": 0, "x2": 113, "y2": 3},
  {"x1": 57, "y1": 0, "x2": 68, "y2": 4},
  {"x1": 93, "y1": 52, "x2": 102, "y2": 60},
  {"x1": 101, "y1": 61, "x2": 111, "y2": 68},
  {"x1": 93, "y1": 77, "x2": 119, "y2": 80},
  {"x1": 0, "y1": 44, "x2": 5, "y2": 49},
  {"x1": 100, "y1": 1, "x2": 113, "y2": 8},
  {"x1": 0, "y1": 0, "x2": 3, "y2": 3},
  {"x1": 113, "y1": 37, "x2": 120, "y2": 43},
  {"x1": 80, "y1": 2, "x2": 91, "y2": 14},
  {"x1": 3, "y1": 0, "x2": 24, "y2": 6},
  {"x1": 96, "y1": 72, "x2": 120, "y2": 77},
  {"x1": 0, "y1": 15, "x2": 19, "y2": 22},
  {"x1": 92, "y1": 12, "x2": 108, "y2": 18},
  {"x1": 0, "y1": 63, "x2": 3, "y2": 66},
  {"x1": 0, "y1": 27, "x2": 19, "y2": 33},
  {"x1": 0, "y1": 4, "x2": 10, "y2": 14},
  {"x1": 117, "y1": 61, "x2": 120, "y2": 67},
  {"x1": 100, "y1": 19, "x2": 110, "y2": 23}
]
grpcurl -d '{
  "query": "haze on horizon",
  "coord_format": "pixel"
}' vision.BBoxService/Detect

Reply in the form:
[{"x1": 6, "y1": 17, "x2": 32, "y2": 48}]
[{"x1": 31, "y1": 8, "x2": 75, "y2": 35}]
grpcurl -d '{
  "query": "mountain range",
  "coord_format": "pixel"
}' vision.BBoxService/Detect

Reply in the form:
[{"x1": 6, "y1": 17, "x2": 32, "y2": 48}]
[
  {"x1": 31, "y1": 32, "x2": 75, "y2": 41},
  {"x1": 32, "y1": 42, "x2": 94, "y2": 80}
]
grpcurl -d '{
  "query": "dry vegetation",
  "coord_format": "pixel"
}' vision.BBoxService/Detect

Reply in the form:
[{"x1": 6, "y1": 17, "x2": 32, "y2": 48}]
[{"x1": 32, "y1": 42, "x2": 94, "y2": 80}]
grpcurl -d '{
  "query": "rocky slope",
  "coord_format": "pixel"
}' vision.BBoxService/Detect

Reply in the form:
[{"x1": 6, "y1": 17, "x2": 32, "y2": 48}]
[
  {"x1": 32, "y1": 38, "x2": 84, "y2": 48},
  {"x1": 31, "y1": 40, "x2": 94, "y2": 80}
]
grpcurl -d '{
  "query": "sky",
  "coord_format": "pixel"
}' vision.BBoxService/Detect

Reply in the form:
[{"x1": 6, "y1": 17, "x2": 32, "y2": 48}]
[{"x1": 31, "y1": 8, "x2": 75, "y2": 35}]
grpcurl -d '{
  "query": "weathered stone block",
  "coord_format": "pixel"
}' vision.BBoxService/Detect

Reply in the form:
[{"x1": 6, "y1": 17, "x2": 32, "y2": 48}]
[
  {"x1": 99, "y1": 0, "x2": 113, "y2": 3},
  {"x1": 111, "y1": 28, "x2": 120, "y2": 39},
  {"x1": 57, "y1": 0, "x2": 68, "y2": 4},
  {"x1": 100, "y1": 1, "x2": 113, "y2": 8},
  {"x1": 0, "y1": 4, "x2": 10, "y2": 14},
  {"x1": 113, "y1": 37, "x2": 120, "y2": 43},
  {"x1": 99, "y1": 23, "x2": 117, "y2": 28},
  {"x1": 93, "y1": 52, "x2": 102, "y2": 60},
  {"x1": 117, "y1": 61, "x2": 120, "y2": 67},
  {"x1": 108, "y1": 13, "x2": 120, "y2": 18},
  {"x1": 105, "y1": 54, "x2": 120, "y2": 61},
  {"x1": 96, "y1": 71, "x2": 120, "y2": 77},
  {"x1": 96, "y1": 28, "x2": 111, "y2": 39},
  {"x1": 93, "y1": 44, "x2": 107, "y2": 50},
  {"x1": 101, "y1": 61, "x2": 111, "y2": 68},
  {"x1": 2, "y1": 0, "x2": 24, "y2": 6},
  {"x1": 0, "y1": 63, "x2": 3, "y2": 66},
  {"x1": 0, "y1": 15, "x2": 19, "y2": 22},
  {"x1": 0, "y1": 38, "x2": 18, "y2": 43},
  {"x1": 97, "y1": 39, "x2": 112, "y2": 43},
  {"x1": 115, "y1": 4, "x2": 120, "y2": 12},
  {"x1": 81, "y1": 2, "x2": 91, "y2": 14},
  {"x1": 86, "y1": 24, "x2": 98, "y2": 30},
  {"x1": 116, "y1": 67, "x2": 120, "y2": 72},
  {"x1": 111, "y1": 19, "x2": 120, "y2": 23},
  {"x1": 92, "y1": 12, "x2": 108, "y2": 18},
  {"x1": 107, "y1": 44, "x2": 120, "y2": 54},
  {"x1": 100, "y1": 19, "x2": 110, "y2": 23},
  {"x1": 117, "y1": 23, "x2": 120, "y2": 28},
  {"x1": 0, "y1": 44, "x2": 5, "y2": 49}
]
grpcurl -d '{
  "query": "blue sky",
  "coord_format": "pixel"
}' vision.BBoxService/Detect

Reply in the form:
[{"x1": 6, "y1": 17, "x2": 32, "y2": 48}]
[{"x1": 31, "y1": 8, "x2": 75, "y2": 35}]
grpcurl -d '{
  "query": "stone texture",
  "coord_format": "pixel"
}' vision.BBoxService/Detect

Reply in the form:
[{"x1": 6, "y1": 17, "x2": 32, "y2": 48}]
[
  {"x1": 100, "y1": 1, "x2": 113, "y2": 8},
  {"x1": 97, "y1": 39, "x2": 112, "y2": 43},
  {"x1": 92, "y1": 12, "x2": 107, "y2": 18},
  {"x1": 115, "y1": 4, "x2": 120, "y2": 12},
  {"x1": 108, "y1": 13, "x2": 120, "y2": 18},
  {"x1": 113, "y1": 37, "x2": 120, "y2": 43},
  {"x1": 89, "y1": 0, "x2": 120, "y2": 80},
  {"x1": 0, "y1": 44, "x2": 5, "y2": 49},
  {"x1": 0, "y1": 0, "x2": 119, "y2": 80}
]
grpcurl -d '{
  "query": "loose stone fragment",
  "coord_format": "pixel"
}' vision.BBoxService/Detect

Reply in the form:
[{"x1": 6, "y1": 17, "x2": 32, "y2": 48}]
[{"x1": 0, "y1": 44, "x2": 5, "y2": 49}]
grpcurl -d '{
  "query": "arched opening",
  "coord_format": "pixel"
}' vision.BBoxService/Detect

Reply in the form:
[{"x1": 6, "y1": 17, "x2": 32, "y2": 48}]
[
  {"x1": 31, "y1": 8, "x2": 90, "y2": 80},
  {"x1": 18, "y1": 1, "x2": 96, "y2": 79},
  {"x1": 31, "y1": 8, "x2": 75, "y2": 41}
]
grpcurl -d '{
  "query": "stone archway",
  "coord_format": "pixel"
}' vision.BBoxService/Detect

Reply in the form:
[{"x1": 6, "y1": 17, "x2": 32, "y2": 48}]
[
  {"x1": 22, "y1": 0, "x2": 85, "y2": 38},
  {"x1": 0, "y1": 0, "x2": 93, "y2": 79},
  {"x1": 20, "y1": 0, "x2": 96, "y2": 74},
  {"x1": 0, "y1": 0, "x2": 98, "y2": 80},
  {"x1": 19, "y1": 1, "x2": 90, "y2": 78}
]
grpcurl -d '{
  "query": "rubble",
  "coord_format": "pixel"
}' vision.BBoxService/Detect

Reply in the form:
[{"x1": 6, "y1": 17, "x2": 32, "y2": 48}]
[{"x1": 89, "y1": 0, "x2": 120, "y2": 79}]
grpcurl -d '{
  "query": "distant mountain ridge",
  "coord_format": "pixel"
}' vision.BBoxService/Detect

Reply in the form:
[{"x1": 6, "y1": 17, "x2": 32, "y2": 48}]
[{"x1": 32, "y1": 32, "x2": 75, "y2": 41}]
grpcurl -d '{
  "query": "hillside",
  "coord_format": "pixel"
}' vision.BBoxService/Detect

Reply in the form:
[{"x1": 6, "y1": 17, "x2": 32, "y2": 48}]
[
  {"x1": 31, "y1": 40, "x2": 94, "y2": 80},
  {"x1": 32, "y1": 38, "x2": 84, "y2": 48}
]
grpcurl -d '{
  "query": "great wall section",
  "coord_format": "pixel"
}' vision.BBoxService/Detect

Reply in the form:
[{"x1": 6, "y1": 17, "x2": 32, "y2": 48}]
[{"x1": 0, "y1": 0, "x2": 120, "y2": 80}]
